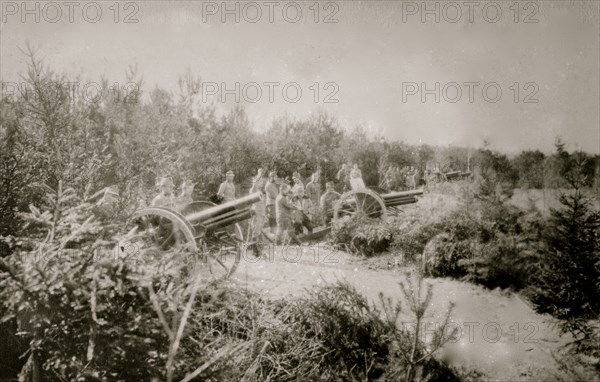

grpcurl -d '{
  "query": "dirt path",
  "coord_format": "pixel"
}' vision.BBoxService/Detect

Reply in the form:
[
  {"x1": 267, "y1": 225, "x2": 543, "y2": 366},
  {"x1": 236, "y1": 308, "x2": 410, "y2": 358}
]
[{"x1": 229, "y1": 244, "x2": 569, "y2": 381}]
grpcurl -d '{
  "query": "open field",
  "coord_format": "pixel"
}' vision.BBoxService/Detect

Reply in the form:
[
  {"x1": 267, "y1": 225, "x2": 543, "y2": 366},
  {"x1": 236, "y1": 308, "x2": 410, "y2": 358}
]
[{"x1": 510, "y1": 188, "x2": 600, "y2": 214}]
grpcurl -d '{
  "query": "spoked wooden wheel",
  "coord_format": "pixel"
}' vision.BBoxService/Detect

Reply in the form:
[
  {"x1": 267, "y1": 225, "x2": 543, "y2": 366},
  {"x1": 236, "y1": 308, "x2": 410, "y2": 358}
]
[
  {"x1": 333, "y1": 188, "x2": 387, "y2": 223},
  {"x1": 120, "y1": 207, "x2": 198, "y2": 259},
  {"x1": 181, "y1": 201, "x2": 259, "y2": 280}
]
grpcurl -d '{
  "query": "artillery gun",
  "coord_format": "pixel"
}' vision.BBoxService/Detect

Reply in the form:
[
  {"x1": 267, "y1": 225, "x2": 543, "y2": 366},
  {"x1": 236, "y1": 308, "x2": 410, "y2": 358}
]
[
  {"x1": 333, "y1": 188, "x2": 424, "y2": 222},
  {"x1": 120, "y1": 192, "x2": 262, "y2": 280}
]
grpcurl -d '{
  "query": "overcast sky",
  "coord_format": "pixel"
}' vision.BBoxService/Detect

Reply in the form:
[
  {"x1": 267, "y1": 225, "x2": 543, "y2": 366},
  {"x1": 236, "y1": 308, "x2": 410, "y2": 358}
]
[{"x1": 1, "y1": 0, "x2": 599, "y2": 154}]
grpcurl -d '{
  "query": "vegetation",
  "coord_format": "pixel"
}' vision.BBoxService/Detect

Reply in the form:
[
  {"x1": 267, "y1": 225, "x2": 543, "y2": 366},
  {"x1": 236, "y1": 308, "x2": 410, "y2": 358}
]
[
  {"x1": 529, "y1": 158, "x2": 600, "y2": 371},
  {"x1": 329, "y1": 214, "x2": 394, "y2": 257},
  {"x1": 0, "y1": 181, "x2": 468, "y2": 381},
  {"x1": 1, "y1": 49, "x2": 599, "y2": 381},
  {"x1": 2, "y1": 49, "x2": 599, "y2": 255}
]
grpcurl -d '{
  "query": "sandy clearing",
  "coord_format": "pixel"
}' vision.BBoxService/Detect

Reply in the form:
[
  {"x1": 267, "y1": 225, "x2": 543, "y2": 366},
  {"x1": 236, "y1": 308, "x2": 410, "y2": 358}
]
[{"x1": 227, "y1": 245, "x2": 570, "y2": 381}]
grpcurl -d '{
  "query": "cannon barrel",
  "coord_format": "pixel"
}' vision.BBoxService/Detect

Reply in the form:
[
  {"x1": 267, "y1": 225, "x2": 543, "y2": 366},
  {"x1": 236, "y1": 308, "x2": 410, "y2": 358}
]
[
  {"x1": 381, "y1": 189, "x2": 423, "y2": 207},
  {"x1": 383, "y1": 195, "x2": 418, "y2": 202},
  {"x1": 384, "y1": 195, "x2": 418, "y2": 201},
  {"x1": 381, "y1": 189, "x2": 424, "y2": 200},
  {"x1": 445, "y1": 171, "x2": 461, "y2": 179},
  {"x1": 184, "y1": 192, "x2": 261, "y2": 224},
  {"x1": 205, "y1": 210, "x2": 254, "y2": 231},
  {"x1": 202, "y1": 206, "x2": 252, "y2": 226},
  {"x1": 385, "y1": 198, "x2": 418, "y2": 207}
]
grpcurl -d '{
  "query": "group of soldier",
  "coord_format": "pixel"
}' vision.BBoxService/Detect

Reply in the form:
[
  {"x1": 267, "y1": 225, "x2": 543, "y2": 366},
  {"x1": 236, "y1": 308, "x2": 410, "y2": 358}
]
[
  {"x1": 381, "y1": 166, "x2": 422, "y2": 191},
  {"x1": 149, "y1": 163, "x2": 367, "y2": 246},
  {"x1": 240, "y1": 169, "x2": 345, "y2": 246},
  {"x1": 335, "y1": 163, "x2": 366, "y2": 193},
  {"x1": 150, "y1": 177, "x2": 195, "y2": 210}
]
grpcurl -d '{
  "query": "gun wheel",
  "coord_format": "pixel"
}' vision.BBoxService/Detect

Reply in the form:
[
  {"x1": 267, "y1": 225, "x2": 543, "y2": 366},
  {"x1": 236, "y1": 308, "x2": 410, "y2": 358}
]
[
  {"x1": 182, "y1": 201, "x2": 257, "y2": 280},
  {"x1": 119, "y1": 207, "x2": 198, "y2": 261},
  {"x1": 333, "y1": 188, "x2": 387, "y2": 223}
]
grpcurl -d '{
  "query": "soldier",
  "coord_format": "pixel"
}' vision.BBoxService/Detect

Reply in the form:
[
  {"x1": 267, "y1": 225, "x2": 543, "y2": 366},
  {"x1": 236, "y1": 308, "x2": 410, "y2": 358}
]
[
  {"x1": 275, "y1": 184, "x2": 301, "y2": 245},
  {"x1": 399, "y1": 167, "x2": 408, "y2": 190},
  {"x1": 349, "y1": 163, "x2": 365, "y2": 190},
  {"x1": 249, "y1": 171, "x2": 266, "y2": 236},
  {"x1": 176, "y1": 180, "x2": 195, "y2": 210},
  {"x1": 253, "y1": 168, "x2": 264, "y2": 185},
  {"x1": 249, "y1": 170, "x2": 267, "y2": 255},
  {"x1": 264, "y1": 171, "x2": 279, "y2": 234},
  {"x1": 217, "y1": 170, "x2": 236, "y2": 203},
  {"x1": 151, "y1": 177, "x2": 176, "y2": 208},
  {"x1": 292, "y1": 188, "x2": 314, "y2": 235},
  {"x1": 320, "y1": 181, "x2": 341, "y2": 225},
  {"x1": 336, "y1": 164, "x2": 350, "y2": 193},
  {"x1": 150, "y1": 177, "x2": 184, "y2": 247},
  {"x1": 407, "y1": 168, "x2": 419, "y2": 190},
  {"x1": 383, "y1": 166, "x2": 393, "y2": 191},
  {"x1": 291, "y1": 173, "x2": 305, "y2": 198},
  {"x1": 392, "y1": 167, "x2": 401, "y2": 190},
  {"x1": 292, "y1": 171, "x2": 304, "y2": 187},
  {"x1": 304, "y1": 172, "x2": 321, "y2": 224},
  {"x1": 290, "y1": 172, "x2": 312, "y2": 232}
]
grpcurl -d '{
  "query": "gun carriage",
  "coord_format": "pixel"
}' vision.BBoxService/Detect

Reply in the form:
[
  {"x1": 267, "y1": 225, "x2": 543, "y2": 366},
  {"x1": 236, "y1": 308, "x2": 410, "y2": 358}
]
[
  {"x1": 121, "y1": 193, "x2": 262, "y2": 280},
  {"x1": 332, "y1": 188, "x2": 423, "y2": 222},
  {"x1": 441, "y1": 170, "x2": 472, "y2": 182},
  {"x1": 429, "y1": 161, "x2": 473, "y2": 183}
]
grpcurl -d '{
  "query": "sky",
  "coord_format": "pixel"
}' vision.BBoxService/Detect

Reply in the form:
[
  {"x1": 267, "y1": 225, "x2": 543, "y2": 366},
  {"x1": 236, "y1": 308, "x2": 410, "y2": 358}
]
[{"x1": 1, "y1": 0, "x2": 599, "y2": 154}]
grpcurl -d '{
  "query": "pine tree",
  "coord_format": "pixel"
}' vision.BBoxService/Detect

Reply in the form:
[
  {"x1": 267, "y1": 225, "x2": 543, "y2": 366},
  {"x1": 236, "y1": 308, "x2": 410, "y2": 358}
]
[{"x1": 532, "y1": 190, "x2": 600, "y2": 324}]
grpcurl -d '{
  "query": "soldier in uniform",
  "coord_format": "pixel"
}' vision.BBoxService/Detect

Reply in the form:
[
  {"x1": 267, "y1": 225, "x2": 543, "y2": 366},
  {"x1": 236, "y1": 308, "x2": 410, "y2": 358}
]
[
  {"x1": 249, "y1": 171, "x2": 266, "y2": 237},
  {"x1": 320, "y1": 181, "x2": 341, "y2": 225},
  {"x1": 291, "y1": 173, "x2": 305, "y2": 197},
  {"x1": 151, "y1": 177, "x2": 176, "y2": 208},
  {"x1": 275, "y1": 184, "x2": 301, "y2": 245},
  {"x1": 264, "y1": 171, "x2": 279, "y2": 235},
  {"x1": 384, "y1": 166, "x2": 395, "y2": 191},
  {"x1": 349, "y1": 163, "x2": 366, "y2": 190},
  {"x1": 149, "y1": 177, "x2": 181, "y2": 248},
  {"x1": 292, "y1": 188, "x2": 314, "y2": 235},
  {"x1": 217, "y1": 170, "x2": 236, "y2": 203},
  {"x1": 336, "y1": 164, "x2": 351, "y2": 193},
  {"x1": 176, "y1": 180, "x2": 195, "y2": 210},
  {"x1": 304, "y1": 172, "x2": 322, "y2": 224},
  {"x1": 391, "y1": 167, "x2": 400, "y2": 191}
]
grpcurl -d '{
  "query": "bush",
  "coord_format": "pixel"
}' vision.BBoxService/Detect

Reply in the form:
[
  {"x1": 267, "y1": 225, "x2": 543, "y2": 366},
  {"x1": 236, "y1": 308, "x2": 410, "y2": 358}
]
[
  {"x1": 0, "y1": 182, "x2": 175, "y2": 381},
  {"x1": 463, "y1": 235, "x2": 535, "y2": 290},
  {"x1": 265, "y1": 281, "x2": 393, "y2": 380},
  {"x1": 351, "y1": 221, "x2": 394, "y2": 257},
  {"x1": 329, "y1": 214, "x2": 393, "y2": 257},
  {"x1": 529, "y1": 190, "x2": 600, "y2": 364},
  {"x1": 255, "y1": 279, "x2": 462, "y2": 382},
  {"x1": 406, "y1": 193, "x2": 542, "y2": 292},
  {"x1": 421, "y1": 233, "x2": 470, "y2": 279},
  {"x1": 0, "y1": 250, "x2": 172, "y2": 381},
  {"x1": 391, "y1": 219, "x2": 444, "y2": 263}
]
